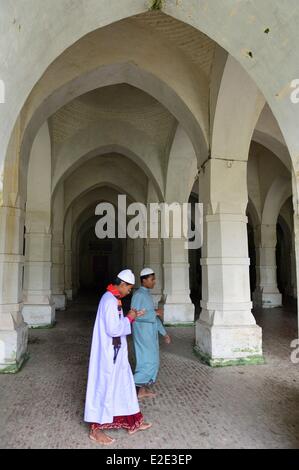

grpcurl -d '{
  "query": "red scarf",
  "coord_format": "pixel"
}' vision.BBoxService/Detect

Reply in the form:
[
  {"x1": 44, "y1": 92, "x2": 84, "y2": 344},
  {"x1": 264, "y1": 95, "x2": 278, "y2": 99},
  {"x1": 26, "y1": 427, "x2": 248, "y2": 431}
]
[
  {"x1": 106, "y1": 284, "x2": 123, "y2": 311},
  {"x1": 107, "y1": 284, "x2": 121, "y2": 297}
]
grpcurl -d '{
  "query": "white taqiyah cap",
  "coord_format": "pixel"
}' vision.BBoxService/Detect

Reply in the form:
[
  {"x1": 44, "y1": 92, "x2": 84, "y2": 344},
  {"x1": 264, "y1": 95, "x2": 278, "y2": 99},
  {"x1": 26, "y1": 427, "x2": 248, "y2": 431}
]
[
  {"x1": 140, "y1": 267, "x2": 155, "y2": 277},
  {"x1": 117, "y1": 269, "x2": 135, "y2": 285}
]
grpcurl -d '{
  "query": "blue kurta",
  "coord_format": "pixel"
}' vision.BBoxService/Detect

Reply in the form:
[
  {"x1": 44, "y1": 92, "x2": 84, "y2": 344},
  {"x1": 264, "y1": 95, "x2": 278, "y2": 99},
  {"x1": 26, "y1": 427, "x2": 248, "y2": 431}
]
[{"x1": 131, "y1": 286, "x2": 167, "y2": 386}]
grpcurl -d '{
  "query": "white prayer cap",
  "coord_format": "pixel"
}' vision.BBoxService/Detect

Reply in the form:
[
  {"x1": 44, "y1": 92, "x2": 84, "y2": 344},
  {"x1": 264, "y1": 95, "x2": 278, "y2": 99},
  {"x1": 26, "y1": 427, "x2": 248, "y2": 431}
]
[
  {"x1": 117, "y1": 269, "x2": 135, "y2": 285},
  {"x1": 140, "y1": 267, "x2": 155, "y2": 277}
]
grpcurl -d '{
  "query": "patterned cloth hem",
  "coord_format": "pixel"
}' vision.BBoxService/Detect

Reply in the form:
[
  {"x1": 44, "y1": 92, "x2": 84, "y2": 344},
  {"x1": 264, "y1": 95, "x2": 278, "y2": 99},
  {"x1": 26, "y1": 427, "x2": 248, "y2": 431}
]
[{"x1": 91, "y1": 412, "x2": 144, "y2": 432}]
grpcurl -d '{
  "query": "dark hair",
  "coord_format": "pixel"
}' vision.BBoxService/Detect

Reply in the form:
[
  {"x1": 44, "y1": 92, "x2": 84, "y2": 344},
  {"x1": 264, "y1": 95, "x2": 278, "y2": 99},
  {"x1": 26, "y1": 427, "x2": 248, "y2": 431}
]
[{"x1": 140, "y1": 273, "x2": 155, "y2": 283}]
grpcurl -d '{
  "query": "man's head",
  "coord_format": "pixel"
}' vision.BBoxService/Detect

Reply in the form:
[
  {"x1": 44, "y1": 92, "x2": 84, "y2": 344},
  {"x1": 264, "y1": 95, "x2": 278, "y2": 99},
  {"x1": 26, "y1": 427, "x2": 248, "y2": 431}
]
[
  {"x1": 140, "y1": 267, "x2": 156, "y2": 289},
  {"x1": 114, "y1": 269, "x2": 135, "y2": 297}
]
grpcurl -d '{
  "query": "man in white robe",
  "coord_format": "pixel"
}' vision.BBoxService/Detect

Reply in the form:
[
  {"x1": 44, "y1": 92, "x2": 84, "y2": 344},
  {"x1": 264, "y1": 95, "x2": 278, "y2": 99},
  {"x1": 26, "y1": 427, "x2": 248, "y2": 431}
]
[{"x1": 84, "y1": 269, "x2": 152, "y2": 445}]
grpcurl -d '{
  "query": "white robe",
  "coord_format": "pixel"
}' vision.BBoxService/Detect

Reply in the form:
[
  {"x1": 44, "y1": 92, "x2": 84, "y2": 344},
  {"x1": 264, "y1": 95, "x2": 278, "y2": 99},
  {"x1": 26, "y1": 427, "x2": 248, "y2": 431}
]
[{"x1": 84, "y1": 291, "x2": 140, "y2": 424}]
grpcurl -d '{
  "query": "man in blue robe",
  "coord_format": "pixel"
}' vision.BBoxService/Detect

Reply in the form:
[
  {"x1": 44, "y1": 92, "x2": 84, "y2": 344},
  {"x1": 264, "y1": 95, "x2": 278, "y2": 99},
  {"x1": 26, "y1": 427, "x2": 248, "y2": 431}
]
[{"x1": 131, "y1": 268, "x2": 171, "y2": 399}]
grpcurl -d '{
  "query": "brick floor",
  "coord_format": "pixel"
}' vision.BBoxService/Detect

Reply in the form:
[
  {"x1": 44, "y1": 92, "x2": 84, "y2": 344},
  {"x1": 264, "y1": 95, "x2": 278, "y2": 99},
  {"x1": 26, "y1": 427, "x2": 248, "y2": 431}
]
[{"x1": 0, "y1": 297, "x2": 299, "y2": 449}]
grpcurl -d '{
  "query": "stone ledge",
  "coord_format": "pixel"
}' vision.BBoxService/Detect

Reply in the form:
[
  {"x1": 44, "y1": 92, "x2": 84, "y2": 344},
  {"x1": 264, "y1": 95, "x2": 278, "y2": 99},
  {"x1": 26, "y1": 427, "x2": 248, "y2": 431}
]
[
  {"x1": 193, "y1": 346, "x2": 265, "y2": 367},
  {"x1": 0, "y1": 352, "x2": 30, "y2": 374},
  {"x1": 29, "y1": 321, "x2": 56, "y2": 330}
]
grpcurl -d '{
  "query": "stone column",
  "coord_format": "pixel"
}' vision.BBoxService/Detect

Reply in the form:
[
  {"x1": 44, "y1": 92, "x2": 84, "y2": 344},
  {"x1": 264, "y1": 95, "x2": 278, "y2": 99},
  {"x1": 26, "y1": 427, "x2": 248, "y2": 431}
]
[
  {"x1": 52, "y1": 185, "x2": 66, "y2": 309},
  {"x1": 132, "y1": 238, "x2": 144, "y2": 282},
  {"x1": 0, "y1": 205, "x2": 28, "y2": 373},
  {"x1": 52, "y1": 235, "x2": 66, "y2": 310},
  {"x1": 126, "y1": 237, "x2": 134, "y2": 271},
  {"x1": 162, "y1": 237, "x2": 194, "y2": 325},
  {"x1": 144, "y1": 238, "x2": 163, "y2": 308},
  {"x1": 71, "y1": 250, "x2": 79, "y2": 298},
  {"x1": 253, "y1": 224, "x2": 282, "y2": 308},
  {"x1": 290, "y1": 235, "x2": 297, "y2": 299},
  {"x1": 64, "y1": 248, "x2": 73, "y2": 301},
  {"x1": 22, "y1": 227, "x2": 55, "y2": 327},
  {"x1": 64, "y1": 209, "x2": 73, "y2": 301},
  {"x1": 291, "y1": 176, "x2": 299, "y2": 336},
  {"x1": 195, "y1": 159, "x2": 263, "y2": 366},
  {"x1": 71, "y1": 222, "x2": 79, "y2": 298},
  {"x1": 294, "y1": 213, "x2": 299, "y2": 305},
  {"x1": 22, "y1": 121, "x2": 54, "y2": 324}
]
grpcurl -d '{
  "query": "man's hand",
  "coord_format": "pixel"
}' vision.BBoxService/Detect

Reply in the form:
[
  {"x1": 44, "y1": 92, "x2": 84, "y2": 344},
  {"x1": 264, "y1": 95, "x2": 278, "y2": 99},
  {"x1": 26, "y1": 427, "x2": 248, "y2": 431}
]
[
  {"x1": 164, "y1": 334, "x2": 171, "y2": 345},
  {"x1": 127, "y1": 308, "x2": 137, "y2": 320},
  {"x1": 128, "y1": 308, "x2": 145, "y2": 320},
  {"x1": 136, "y1": 308, "x2": 145, "y2": 318},
  {"x1": 155, "y1": 308, "x2": 164, "y2": 318}
]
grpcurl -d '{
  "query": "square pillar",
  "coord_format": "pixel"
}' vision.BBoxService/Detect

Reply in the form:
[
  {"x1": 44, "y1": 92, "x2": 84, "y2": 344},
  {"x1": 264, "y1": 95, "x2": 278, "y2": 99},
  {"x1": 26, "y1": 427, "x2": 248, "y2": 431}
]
[
  {"x1": 52, "y1": 240, "x2": 66, "y2": 310},
  {"x1": 253, "y1": 224, "x2": 282, "y2": 308},
  {"x1": 162, "y1": 238, "x2": 194, "y2": 325},
  {"x1": 22, "y1": 231, "x2": 55, "y2": 327},
  {"x1": 195, "y1": 159, "x2": 263, "y2": 366},
  {"x1": 0, "y1": 206, "x2": 28, "y2": 373},
  {"x1": 65, "y1": 249, "x2": 73, "y2": 301},
  {"x1": 144, "y1": 238, "x2": 163, "y2": 308}
]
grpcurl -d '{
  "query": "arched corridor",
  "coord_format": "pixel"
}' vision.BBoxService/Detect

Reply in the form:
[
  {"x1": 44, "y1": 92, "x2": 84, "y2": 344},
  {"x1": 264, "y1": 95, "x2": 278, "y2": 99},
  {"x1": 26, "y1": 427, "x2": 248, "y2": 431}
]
[
  {"x1": 2, "y1": 7, "x2": 299, "y2": 353},
  {"x1": 1, "y1": 7, "x2": 298, "y2": 369}
]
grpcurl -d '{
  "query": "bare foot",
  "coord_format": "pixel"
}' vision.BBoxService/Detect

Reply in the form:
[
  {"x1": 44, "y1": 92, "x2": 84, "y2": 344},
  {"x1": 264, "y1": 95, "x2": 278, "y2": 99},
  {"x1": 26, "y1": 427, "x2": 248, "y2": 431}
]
[
  {"x1": 89, "y1": 428, "x2": 116, "y2": 446},
  {"x1": 138, "y1": 387, "x2": 157, "y2": 399},
  {"x1": 138, "y1": 391, "x2": 156, "y2": 399},
  {"x1": 128, "y1": 422, "x2": 153, "y2": 435}
]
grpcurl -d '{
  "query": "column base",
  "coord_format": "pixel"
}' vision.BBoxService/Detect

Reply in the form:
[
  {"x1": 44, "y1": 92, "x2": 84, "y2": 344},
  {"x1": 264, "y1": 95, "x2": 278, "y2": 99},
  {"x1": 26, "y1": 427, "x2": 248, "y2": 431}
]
[
  {"x1": 0, "y1": 322, "x2": 29, "y2": 373},
  {"x1": 22, "y1": 304, "x2": 56, "y2": 328},
  {"x1": 253, "y1": 289, "x2": 282, "y2": 308},
  {"x1": 53, "y1": 294, "x2": 66, "y2": 310},
  {"x1": 65, "y1": 289, "x2": 73, "y2": 301},
  {"x1": 195, "y1": 319, "x2": 264, "y2": 367},
  {"x1": 163, "y1": 302, "x2": 194, "y2": 325},
  {"x1": 71, "y1": 287, "x2": 79, "y2": 299}
]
